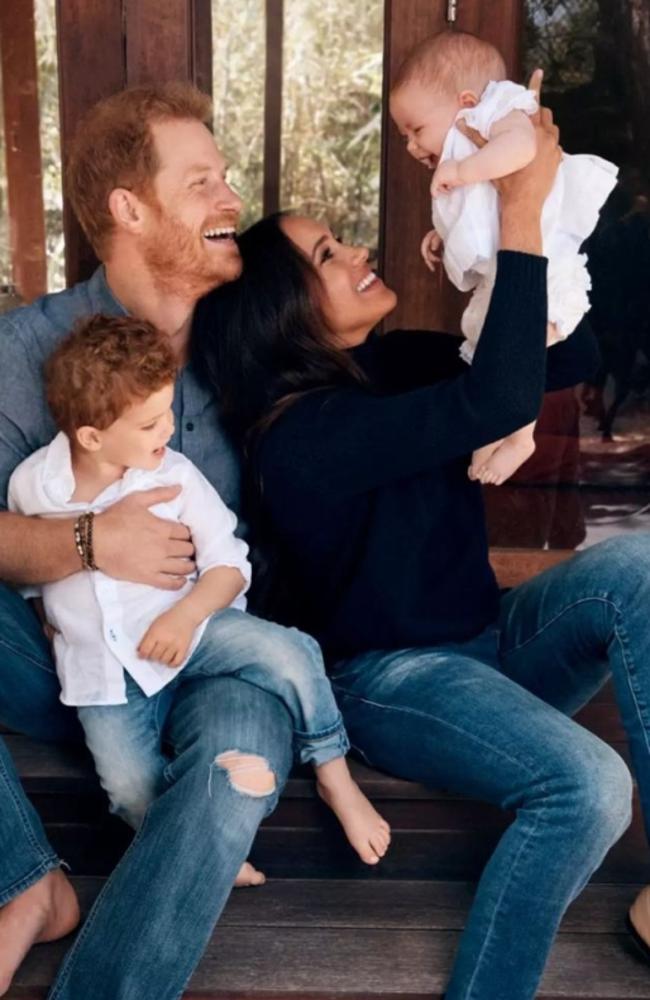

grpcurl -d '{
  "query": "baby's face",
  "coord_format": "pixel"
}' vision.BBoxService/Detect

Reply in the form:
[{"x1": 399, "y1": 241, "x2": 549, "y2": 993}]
[
  {"x1": 390, "y1": 82, "x2": 459, "y2": 166},
  {"x1": 95, "y1": 383, "x2": 176, "y2": 471}
]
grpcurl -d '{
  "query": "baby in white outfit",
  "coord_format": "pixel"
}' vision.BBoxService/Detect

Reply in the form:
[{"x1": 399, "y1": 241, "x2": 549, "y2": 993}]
[{"x1": 390, "y1": 31, "x2": 617, "y2": 485}]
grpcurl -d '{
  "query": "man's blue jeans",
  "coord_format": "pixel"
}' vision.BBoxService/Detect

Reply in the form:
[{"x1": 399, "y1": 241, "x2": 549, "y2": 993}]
[
  {"x1": 77, "y1": 607, "x2": 349, "y2": 829},
  {"x1": 331, "y1": 534, "x2": 646, "y2": 1000},
  {"x1": 0, "y1": 581, "x2": 294, "y2": 1000}
]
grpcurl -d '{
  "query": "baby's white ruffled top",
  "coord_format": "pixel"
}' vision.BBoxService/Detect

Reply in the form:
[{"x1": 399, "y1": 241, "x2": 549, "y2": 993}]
[{"x1": 430, "y1": 80, "x2": 618, "y2": 360}]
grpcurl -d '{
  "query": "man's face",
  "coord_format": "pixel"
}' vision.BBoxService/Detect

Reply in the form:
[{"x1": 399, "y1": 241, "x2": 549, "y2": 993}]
[{"x1": 139, "y1": 119, "x2": 243, "y2": 297}]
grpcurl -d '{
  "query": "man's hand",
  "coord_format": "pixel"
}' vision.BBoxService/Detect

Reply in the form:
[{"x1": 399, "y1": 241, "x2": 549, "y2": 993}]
[
  {"x1": 420, "y1": 229, "x2": 443, "y2": 272},
  {"x1": 93, "y1": 486, "x2": 196, "y2": 591},
  {"x1": 137, "y1": 604, "x2": 196, "y2": 668},
  {"x1": 430, "y1": 159, "x2": 464, "y2": 198}
]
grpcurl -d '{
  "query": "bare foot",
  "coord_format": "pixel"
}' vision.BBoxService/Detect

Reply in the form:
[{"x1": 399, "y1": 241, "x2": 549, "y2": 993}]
[
  {"x1": 234, "y1": 861, "x2": 266, "y2": 888},
  {"x1": 473, "y1": 433, "x2": 536, "y2": 486},
  {"x1": 0, "y1": 869, "x2": 80, "y2": 996},
  {"x1": 468, "y1": 440, "x2": 502, "y2": 482},
  {"x1": 316, "y1": 758, "x2": 390, "y2": 865}
]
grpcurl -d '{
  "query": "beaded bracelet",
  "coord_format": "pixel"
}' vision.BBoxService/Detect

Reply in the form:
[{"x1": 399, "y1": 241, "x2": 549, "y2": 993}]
[{"x1": 73, "y1": 511, "x2": 98, "y2": 571}]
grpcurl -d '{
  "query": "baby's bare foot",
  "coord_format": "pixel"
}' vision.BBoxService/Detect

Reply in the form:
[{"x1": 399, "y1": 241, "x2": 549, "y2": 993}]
[
  {"x1": 474, "y1": 435, "x2": 536, "y2": 486},
  {"x1": 316, "y1": 759, "x2": 390, "y2": 865},
  {"x1": 0, "y1": 869, "x2": 80, "y2": 996},
  {"x1": 468, "y1": 440, "x2": 502, "y2": 482},
  {"x1": 234, "y1": 861, "x2": 266, "y2": 888}
]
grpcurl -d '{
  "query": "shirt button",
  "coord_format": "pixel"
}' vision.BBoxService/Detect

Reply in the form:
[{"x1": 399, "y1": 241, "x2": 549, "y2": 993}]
[{"x1": 186, "y1": 421, "x2": 194, "y2": 431}]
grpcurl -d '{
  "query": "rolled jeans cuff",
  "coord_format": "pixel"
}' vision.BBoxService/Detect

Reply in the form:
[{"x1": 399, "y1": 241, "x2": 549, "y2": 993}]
[
  {"x1": 0, "y1": 854, "x2": 62, "y2": 907},
  {"x1": 295, "y1": 714, "x2": 351, "y2": 767}
]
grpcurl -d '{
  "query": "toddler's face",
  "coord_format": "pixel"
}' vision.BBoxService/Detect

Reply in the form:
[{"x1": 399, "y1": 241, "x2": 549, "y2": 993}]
[
  {"x1": 390, "y1": 82, "x2": 459, "y2": 166},
  {"x1": 95, "y1": 383, "x2": 176, "y2": 471}
]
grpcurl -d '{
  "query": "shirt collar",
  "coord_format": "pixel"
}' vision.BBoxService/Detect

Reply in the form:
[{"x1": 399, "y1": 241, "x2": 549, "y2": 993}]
[
  {"x1": 86, "y1": 266, "x2": 129, "y2": 317},
  {"x1": 41, "y1": 431, "x2": 160, "y2": 507},
  {"x1": 42, "y1": 432, "x2": 77, "y2": 505}
]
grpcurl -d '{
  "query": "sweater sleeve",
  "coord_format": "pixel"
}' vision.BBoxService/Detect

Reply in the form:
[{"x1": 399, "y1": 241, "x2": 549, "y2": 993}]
[
  {"x1": 544, "y1": 318, "x2": 601, "y2": 391},
  {"x1": 378, "y1": 312, "x2": 599, "y2": 394},
  {"x1": 259, "y1": 251, "x2": 548, "y2": 499}
]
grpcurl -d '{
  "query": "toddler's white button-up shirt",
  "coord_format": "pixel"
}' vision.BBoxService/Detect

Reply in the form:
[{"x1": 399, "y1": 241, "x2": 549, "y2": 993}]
[{"x1": 8, "y1": 433, "x2": 251, "y2": 706}]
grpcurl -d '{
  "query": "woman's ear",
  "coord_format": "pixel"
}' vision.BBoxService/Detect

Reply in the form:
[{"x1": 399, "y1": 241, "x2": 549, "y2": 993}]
[
  {"x1": 459, "y1": 90, "x2": 479, "y2": 109},
  {"x1": 108, "y1": 187, "x2": 147, "y2": 235}
]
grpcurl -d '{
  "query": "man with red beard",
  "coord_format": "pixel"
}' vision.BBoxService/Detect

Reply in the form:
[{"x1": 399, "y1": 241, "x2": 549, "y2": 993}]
[{"x1": 0, "y1": 84, "x2": 298, "y2": 1000}]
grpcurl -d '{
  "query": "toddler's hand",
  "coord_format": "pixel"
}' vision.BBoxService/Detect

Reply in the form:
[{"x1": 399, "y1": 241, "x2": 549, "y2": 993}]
[
  {"x1": 420, "y1": 229, "x2": 443, "y2": 273},
  {"x1": 431, "y1": 159, "x2": 464, "y2": 197},
  {"x1": 137, "y1": 606, "x2": 196, "y2": 668}
]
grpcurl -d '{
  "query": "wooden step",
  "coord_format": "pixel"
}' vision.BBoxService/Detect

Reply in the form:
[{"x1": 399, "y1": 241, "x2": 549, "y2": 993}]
[
  {"x1": 7, "y1": 878, "x2": 650, "y2": 999},
  {"x1": 5, "y1": 728, "x2": 650, "y2": 885}
]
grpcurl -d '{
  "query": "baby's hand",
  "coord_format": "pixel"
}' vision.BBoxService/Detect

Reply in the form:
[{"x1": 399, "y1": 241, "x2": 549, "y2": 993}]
[
  {"x1": 420, "y1": 229, "x2": 443, "y2": 273},
  {"x1": 137, "y1": 606, "x2": 196, "y2": 668},
  {"x1": 430, "y1": 159, "x2": 464, "y2": 197}
]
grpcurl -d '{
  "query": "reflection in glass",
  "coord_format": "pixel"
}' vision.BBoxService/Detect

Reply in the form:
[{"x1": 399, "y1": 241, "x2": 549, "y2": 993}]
[
  {"x1": 281, "y1": 0, "x2": 383, "y2": 252},
  {"x1": 486, "y1": 0, "x2": 650, "y2": 551}
]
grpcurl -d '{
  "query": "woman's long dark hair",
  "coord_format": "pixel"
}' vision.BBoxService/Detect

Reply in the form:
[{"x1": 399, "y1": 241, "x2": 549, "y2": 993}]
[
  {"x1": 192, "y1": 212, "x2": 366, "y2": 449},
  {"x1": 191, "y1": 212, "x2": 368, "y2": 620}
]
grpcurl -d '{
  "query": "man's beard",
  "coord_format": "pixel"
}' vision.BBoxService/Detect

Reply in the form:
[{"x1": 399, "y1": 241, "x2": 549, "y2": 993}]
[{"x1": 140, "y1": 209, "x2": 242, "y2": 300}]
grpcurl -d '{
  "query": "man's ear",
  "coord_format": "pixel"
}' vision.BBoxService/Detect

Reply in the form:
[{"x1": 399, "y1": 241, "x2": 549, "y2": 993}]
[
  {"x1": 107, "y1": 187, "x2": 147, "y2": 235},
  {"x1": 459, "y1": 90, "x2": 479, "y2": 109},
  {"x1": 75, "y1": 426, "x2": 103, "y2": 452}
]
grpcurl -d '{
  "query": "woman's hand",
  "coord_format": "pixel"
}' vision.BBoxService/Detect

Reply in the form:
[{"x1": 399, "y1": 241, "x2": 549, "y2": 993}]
[{"x1": 458, "y1": 70, "x2": 560, "y2": 209}]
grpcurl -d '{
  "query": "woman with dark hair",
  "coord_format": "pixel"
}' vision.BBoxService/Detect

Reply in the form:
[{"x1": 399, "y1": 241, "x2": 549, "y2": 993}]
[{"x1": 192, "y1": 105, "x2": 650, "y2": 1000}]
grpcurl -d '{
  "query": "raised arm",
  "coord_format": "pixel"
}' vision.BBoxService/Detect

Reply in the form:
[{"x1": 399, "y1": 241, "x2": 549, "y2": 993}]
[
  {"x1": 462, "y1": 112, "x2": 536, "y2": 183},
  {"x1": 261, "y1": 104, "x2": 561, "y2": 500}
]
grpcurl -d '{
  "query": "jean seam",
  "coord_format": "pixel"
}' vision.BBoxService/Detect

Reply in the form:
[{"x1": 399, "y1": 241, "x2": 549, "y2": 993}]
[
  {"x1": 0, "y1": 855, "x2": 61, "y2": 907},
  {"x1": 500, "y1": 596, "x2": 616, "y2": 657},
  {"x1": 332, "y1": 685, "x2": 536, "y2": 776},
  {"x1": 612, "y1": 613, "x2": 650, "y2": 758},
  {"x1": 0, "y1": 634, "x2": 54, "y2": 674},
  {"x1": 0, "y1": 748, "x2": 54, "y2": 862},
  {"x1": 293, "y1": 715, "x2": 346, "y2": 741},
  {"x1": 464, "y1": 806, "x2": 543, "y2": 1000},
  {"x1": 49, "y1": 808, "x2": 154, "y2": 999}
]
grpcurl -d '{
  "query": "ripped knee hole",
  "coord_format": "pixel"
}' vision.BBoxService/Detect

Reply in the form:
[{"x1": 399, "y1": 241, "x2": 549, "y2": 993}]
[{"x1": 214, "y1": 750, "x2": 276, "y2": 797}]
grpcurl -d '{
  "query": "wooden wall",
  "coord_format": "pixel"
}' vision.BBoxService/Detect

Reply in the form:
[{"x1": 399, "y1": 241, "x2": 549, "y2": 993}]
[
  {"x1": 55, "y1": 0, "x2": 212, "y2": 286},
  {"x1": 379, "y1": 0, "x2": 522, "y2": 333}
]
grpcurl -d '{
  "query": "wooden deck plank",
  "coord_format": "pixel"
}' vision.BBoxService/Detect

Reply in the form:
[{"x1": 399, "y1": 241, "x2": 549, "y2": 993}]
[
  {"x1": 59, "y1": 877, "x2": 644, "y2": 934},
  {"x1": 9, "y1": 916, "x2": 650, "y2": 998}
]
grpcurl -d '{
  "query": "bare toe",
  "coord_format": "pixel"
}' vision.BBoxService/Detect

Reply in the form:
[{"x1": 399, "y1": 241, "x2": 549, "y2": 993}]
[{"x1": 234, "y1": 861, "x2": 266, "y2": 888}]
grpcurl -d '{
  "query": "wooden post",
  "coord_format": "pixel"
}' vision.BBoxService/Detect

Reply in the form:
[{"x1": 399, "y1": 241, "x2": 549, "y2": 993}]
[
  {"x1": 263, "y1": 0, "x2": 284, "y2": 216},
  {"x1": 56, "y1": 0, "x2": 213, "y2": 287},
  {"x1": 56, "y1": 0, "x2": 125, "y2": 286},
  {"x1": 0, "y1": 0, "x2": 47, "y2": 302},
  {"x1": 379, "y1": 0, "x2": 522, "y2": 333}
]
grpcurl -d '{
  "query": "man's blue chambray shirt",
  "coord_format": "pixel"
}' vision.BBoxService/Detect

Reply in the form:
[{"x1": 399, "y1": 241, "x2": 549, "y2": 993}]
[{"x1": 0, "y1": 267, "x2": 241, "y2": 515}]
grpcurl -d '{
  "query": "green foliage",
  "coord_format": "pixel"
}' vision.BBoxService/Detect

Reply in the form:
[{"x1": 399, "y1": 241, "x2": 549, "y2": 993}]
[
  {"x1": 0, "y1": 0, "x2": 383, "y2": 292},
  {"x1": 212, "y1": 0, "x2": 383, "y2": 251},
  {"x1": 35, "y1": 0, "x2": 64, "y2": 292}
]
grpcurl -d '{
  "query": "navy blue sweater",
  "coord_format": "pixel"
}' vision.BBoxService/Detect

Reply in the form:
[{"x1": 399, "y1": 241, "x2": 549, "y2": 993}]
[{"x1": 255, "y1": 252, "x2": 599, "y2": 661}]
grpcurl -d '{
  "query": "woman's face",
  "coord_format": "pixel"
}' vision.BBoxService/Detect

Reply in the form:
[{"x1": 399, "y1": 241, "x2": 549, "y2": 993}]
[{"x1": 280, "y1": 216, "x2": 397, "y2": 348}]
